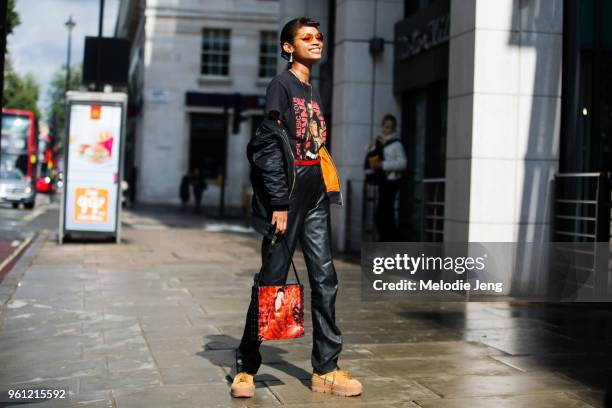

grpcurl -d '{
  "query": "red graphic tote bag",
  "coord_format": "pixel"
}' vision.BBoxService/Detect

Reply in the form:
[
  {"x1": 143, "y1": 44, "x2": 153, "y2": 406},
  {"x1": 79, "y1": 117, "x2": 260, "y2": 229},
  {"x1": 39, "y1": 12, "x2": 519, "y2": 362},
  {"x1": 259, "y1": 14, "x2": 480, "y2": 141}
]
[{"x1": 248, "y1": 239, "x2": 304, "y2": 341}]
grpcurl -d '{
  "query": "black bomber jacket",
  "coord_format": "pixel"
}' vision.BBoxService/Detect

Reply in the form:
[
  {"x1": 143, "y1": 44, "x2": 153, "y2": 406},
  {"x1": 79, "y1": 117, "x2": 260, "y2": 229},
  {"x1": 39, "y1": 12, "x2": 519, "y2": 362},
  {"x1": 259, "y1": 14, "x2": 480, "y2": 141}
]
[
  {"x1": 247, "y1": 119, "x2": 296, "y2": 237},
  {"x1": 247, "y1": 118, "x2": 343, "y2": 237}
]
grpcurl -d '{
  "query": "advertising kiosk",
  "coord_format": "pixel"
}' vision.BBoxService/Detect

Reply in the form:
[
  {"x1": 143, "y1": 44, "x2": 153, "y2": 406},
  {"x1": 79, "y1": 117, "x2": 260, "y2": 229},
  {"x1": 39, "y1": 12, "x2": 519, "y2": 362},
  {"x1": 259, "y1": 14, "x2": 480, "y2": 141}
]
[{"x1": 59, "y1": 92, "x2": 127, "y2": 243}]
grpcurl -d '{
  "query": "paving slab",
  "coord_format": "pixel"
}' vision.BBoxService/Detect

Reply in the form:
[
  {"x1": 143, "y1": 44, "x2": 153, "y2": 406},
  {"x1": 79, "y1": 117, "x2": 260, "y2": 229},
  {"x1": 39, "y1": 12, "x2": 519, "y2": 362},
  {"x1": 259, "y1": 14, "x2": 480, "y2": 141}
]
[
  {"x1": 357, "y1": 355, "x2": 517, "y2": 378},
  {"x1": 415, "y1": 392, "x2": 596, "y2": 408},
  {"x1": 264, "y1": 377, "x2": 438, "y2": 406},
  {"x1": 491, "y1": 353, "x2": 612, "y2": 373},
  {"x1": 415, "y1": 373, "x2": 588, "y2": 398},
  {"x1": 113, "y1": 383, "x2": 280, "y2": 407},
  {"x1": 363, "y1": 340, "x2": 504, "y2": 359},
  {"x1": 0, "y1": 215, "x2": 610, "y2": 407}
]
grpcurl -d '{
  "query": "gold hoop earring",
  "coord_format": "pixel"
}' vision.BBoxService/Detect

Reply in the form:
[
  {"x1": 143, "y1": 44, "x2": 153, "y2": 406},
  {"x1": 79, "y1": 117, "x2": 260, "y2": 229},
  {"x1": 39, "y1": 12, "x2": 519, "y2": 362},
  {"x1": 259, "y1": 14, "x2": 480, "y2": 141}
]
[{"x1": 289, "y1": 52, "x2": 293, "y2": 63}]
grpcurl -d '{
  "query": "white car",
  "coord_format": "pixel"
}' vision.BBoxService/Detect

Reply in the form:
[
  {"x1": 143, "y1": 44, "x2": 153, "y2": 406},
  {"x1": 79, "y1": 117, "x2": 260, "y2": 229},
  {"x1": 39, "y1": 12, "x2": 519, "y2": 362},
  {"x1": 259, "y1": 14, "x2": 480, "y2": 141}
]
[{"x1": 0, "y1": 168, "x2": 36, "y2": 209}]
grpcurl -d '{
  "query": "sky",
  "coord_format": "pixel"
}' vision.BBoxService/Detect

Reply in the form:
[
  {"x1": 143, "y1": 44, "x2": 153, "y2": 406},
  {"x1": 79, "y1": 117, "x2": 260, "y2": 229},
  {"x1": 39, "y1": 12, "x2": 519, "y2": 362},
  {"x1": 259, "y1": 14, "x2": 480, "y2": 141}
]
[{"x1": 7, "y1": 0, "x2": 121, "y2": 115}]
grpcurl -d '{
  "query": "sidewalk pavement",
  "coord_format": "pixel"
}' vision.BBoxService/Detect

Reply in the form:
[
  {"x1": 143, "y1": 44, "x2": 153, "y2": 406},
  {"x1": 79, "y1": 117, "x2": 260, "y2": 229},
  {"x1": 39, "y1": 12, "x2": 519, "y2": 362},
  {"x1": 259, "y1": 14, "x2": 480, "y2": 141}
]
[{"x1": 0, "y1": 209, "x2": 610, "y2": 407}]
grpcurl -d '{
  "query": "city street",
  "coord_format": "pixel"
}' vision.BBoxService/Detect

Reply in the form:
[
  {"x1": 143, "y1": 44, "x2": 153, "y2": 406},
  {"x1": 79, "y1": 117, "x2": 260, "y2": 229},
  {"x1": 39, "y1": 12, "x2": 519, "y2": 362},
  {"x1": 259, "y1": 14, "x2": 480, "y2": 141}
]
[
  {"x1": 2, "y1": 0, "x2": 612, "y2": 406},
  {"x1": 0, "y1": 205, "x2": 610, "y2": 407}
]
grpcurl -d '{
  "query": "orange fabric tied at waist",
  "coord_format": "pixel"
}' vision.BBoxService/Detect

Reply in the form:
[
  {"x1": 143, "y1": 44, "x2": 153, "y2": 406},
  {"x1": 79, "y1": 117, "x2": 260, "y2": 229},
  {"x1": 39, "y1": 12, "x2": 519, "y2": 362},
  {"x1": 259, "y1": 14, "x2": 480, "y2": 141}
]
[
  {"x1": 294, "y1": 158, "x2": 321, "y2": 166},
  {"x1": 319, "y1": 146, "x2": 341, "y2": 194}
]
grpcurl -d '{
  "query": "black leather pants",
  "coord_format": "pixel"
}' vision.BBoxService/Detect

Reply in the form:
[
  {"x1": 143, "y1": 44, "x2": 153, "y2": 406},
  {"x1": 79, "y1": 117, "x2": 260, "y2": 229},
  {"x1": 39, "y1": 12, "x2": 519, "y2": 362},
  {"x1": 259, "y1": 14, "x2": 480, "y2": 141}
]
[{"x1": 237, "y1": 163, "x2": 343, "y2": 375}]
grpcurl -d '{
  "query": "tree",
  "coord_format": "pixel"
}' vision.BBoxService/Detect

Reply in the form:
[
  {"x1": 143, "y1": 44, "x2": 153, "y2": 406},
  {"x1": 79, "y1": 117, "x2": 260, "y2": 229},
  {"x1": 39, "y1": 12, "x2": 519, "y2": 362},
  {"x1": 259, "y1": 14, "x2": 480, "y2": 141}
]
[
  {"x1": 1, "y1": 0, "x2": 22, "y2": 109},
  {"x1": 3, "y1": 0, "x2": 37, "y2": 116},
  {"x1": 47, "y1": 65, "x2": 81, "y2": 148},
  {"x1": 3, "y1": 58, "x2": 40, "y2": 118},
  {"x1": 7, "y1": 0, "x2": 20, "y2": 35}
]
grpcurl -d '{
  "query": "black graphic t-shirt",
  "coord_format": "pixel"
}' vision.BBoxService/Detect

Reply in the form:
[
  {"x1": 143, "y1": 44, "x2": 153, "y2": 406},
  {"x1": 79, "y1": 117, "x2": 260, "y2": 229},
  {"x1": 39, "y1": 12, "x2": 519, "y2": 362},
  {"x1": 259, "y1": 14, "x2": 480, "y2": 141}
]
[{"x1": 264, "y1": 69, "x2": 327, "y2": 161}]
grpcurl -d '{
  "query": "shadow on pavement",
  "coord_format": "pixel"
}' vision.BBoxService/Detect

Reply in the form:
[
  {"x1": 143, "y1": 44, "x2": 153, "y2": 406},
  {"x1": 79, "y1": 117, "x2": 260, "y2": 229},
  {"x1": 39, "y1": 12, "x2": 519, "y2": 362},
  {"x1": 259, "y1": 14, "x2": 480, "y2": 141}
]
[
  {"x1": 122, "y1": 204, "x2": 256, "y2": 234},
  {"x1": 199, "y1": 334, "x2": 311, "y2": 386}
]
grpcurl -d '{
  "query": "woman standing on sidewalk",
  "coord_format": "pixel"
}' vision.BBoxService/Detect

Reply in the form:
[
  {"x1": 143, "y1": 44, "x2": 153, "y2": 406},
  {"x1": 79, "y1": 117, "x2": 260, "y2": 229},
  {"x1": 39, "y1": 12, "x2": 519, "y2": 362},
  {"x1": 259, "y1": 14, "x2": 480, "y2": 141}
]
[{"x1": 231, "y1": 17, "x2": 363, "y2": 399}]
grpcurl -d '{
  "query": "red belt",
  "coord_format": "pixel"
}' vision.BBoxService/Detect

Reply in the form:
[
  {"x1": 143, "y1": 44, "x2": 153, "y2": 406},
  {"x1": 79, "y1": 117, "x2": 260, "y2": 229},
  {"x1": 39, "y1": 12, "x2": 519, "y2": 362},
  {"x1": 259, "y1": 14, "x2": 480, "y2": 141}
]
[{"x1": 294, "y1": 158, "x2": 320, "y2": 166}]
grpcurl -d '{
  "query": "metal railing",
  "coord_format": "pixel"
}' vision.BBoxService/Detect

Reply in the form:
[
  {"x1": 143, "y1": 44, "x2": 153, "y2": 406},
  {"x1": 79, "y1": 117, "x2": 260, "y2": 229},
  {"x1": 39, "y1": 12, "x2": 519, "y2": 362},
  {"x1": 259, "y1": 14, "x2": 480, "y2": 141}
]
[
  {"x1": 551, "y1": 172, "x2": 611, "y2": 296},
  {"x1": 348, "y1": 177, "x2": 446, "y2": 246},
  {"x1": 343, "y1": 179, "x2": 377, "y2": 249},
  {"x1": 360, "y1": 180, "x2": 378, "y2": 243},
  {"x1": 421, "y1": 178, "x2": 445, "y2": 242},
  {"x1": 553, "y1": 172, "x2": 611, "y2": 242}
]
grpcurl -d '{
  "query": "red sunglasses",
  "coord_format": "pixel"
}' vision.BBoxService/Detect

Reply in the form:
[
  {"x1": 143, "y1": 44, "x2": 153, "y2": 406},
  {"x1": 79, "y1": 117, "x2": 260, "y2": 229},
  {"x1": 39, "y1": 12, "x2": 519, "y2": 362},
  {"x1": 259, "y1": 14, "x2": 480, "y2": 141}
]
[{"x1": 300, "y1": 33, "x2": 324, "y2": 43}]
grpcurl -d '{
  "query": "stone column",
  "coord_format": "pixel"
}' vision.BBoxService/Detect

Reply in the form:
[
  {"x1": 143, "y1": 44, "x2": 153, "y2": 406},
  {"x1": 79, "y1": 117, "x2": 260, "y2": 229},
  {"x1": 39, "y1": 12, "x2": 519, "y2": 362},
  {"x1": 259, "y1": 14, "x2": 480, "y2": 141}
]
[
  {"x1": 445, "y1": 0, "x2": 562, "y2": 243},
  {"x1": 331, "y1": 0, "x2": 403, "y2": 251}
]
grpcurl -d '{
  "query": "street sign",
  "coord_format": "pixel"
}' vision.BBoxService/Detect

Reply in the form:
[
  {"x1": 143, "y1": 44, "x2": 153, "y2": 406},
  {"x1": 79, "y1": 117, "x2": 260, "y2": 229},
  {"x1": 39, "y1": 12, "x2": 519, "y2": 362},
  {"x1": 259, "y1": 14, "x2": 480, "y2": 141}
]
[{"x1": 59, "y1": 92, "x2": 127, "y2": 243}]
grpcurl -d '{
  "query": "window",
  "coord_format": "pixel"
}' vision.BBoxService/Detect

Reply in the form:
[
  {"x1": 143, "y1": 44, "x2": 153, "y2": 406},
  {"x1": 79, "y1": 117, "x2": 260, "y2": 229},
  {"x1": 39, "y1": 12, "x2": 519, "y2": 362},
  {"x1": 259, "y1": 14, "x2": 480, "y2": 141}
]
[
  {"x1": 259, "y1": 31, "x2": 277, "y2": 78},
  {"x1": 560, "y1": 0, "x2": 612, "y2": 172},
  {"x1": 201, "y1": 28, "x2": 231, "y2": 76}
]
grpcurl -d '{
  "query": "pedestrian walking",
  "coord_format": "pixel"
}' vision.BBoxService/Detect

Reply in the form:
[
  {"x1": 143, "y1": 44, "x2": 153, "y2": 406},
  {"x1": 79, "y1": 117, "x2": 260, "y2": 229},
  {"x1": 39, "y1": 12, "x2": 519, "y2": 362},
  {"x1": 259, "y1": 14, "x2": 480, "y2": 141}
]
[
  {"x1": 231, "y1": 17, "x2": 363, "y2": 399},
  {"x1": 179, "y1": 170, "x2": 191, "y2": 209},
  {"x1": 364, "y1": 114, "x2": 407, "y2": 241},
  {"x1": 191, "y1": 168, "x2": 207, "y2": 214}
]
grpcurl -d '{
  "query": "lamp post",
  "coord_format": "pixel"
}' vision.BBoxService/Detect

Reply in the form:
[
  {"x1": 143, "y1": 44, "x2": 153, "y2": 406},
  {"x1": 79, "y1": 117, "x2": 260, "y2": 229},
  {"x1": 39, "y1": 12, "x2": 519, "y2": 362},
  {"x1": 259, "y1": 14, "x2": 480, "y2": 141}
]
[
  {"x1": 64, "y1": 16, "x2": 76, "y2": 94},
  {"x1": 0, "y1": 1, "x2": 8, "y2": 164},
  {"x1": 96, "y1": 0, "x2": 105, "y2": 91}
]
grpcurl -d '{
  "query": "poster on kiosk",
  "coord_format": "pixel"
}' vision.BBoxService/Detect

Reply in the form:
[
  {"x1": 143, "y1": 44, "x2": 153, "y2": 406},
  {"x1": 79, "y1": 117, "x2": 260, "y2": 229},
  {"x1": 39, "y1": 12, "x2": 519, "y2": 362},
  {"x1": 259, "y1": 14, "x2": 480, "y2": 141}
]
[{"x1": 59, "y1": 92, "x2": 127, "y2": 243}]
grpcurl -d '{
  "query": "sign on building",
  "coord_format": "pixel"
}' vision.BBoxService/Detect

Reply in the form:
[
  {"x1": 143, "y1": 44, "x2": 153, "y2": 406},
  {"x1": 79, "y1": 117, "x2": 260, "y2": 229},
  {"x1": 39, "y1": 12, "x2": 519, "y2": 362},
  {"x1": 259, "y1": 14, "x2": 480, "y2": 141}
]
[{"x1": 59, "y1": 92, "x2": 127, "y2": 243}]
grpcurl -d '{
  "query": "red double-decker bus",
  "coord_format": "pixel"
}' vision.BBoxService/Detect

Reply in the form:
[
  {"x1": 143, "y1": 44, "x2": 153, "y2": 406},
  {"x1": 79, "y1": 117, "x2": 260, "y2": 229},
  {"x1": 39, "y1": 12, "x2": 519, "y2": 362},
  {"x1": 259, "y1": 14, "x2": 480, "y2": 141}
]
[{"x1": 1, "y1": 109, "x2": 37, "y2": 181}]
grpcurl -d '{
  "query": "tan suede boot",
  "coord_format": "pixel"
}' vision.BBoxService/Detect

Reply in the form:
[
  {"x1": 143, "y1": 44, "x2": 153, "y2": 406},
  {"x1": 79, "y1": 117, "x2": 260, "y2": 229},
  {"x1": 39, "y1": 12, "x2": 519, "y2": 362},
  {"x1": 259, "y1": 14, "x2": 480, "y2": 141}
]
[
  {"x1": 311, "y1": 369, "x2": 363, "y2": 397},
  {"x1": 230, "y1": 372, "x2": 254, "y2": 398}
]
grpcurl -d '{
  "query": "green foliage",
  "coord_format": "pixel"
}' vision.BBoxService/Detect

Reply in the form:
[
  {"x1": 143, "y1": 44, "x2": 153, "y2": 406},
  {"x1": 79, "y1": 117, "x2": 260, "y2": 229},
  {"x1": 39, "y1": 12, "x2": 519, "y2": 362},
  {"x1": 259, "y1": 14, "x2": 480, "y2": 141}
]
[
  {"x1": 2, "y1": 1, "x2": 39, "y2": 117},
  {"x1": 7, "y1": 0, "x2": 21, "y2": 35},
  {"x1": 3, "y1": 58, "x2": 40, "y2": 119},
  {"x1": 47, "y1": 65, "x2": 82, "y2": 145}
]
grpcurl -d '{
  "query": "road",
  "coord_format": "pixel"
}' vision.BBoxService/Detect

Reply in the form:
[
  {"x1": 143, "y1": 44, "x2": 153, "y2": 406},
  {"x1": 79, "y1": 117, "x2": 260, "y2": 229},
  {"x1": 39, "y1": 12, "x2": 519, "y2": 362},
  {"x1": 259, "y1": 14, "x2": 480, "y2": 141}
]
[
  {"x1": 0, "y1": 194, "x2": 59, "y2": 282},
  {"x1": 0, "y1": 194, "x2": 59, "y2": 240}
]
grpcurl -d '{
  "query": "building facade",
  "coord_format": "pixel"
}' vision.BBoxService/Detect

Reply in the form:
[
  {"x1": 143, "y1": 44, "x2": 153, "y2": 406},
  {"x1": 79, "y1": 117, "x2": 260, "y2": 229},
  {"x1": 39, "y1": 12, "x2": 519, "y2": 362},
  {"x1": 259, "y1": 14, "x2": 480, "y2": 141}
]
[
  {"x1": 117, "y1": 0, "x2": 611, "y2": 249},
  {"x1": 280, "y1": 0, "x2": 611, "y2": 251},
  {"x1": 115, "y1": 0, "x2": 281, "y2": 213}
]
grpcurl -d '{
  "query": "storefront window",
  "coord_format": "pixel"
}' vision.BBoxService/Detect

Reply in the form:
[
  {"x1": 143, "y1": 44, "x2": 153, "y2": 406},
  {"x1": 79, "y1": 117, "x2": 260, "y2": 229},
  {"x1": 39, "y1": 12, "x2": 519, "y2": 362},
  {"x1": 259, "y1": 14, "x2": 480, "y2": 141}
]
[
  {"x1": 395, "y1": 0, "x2": 449, "y2": 241},
  {"x1": 562, "y1": 0, "x2": 612, "y2": 172},
  {"x1": 580, "y1": 0, "x2": 594, "y2": 45},
  {"x1": 189, "y1": 113, "x2": 227, "y2": 179},
  {"x1": 603, "y1": 0, "x2": 612, "y2": 46}
]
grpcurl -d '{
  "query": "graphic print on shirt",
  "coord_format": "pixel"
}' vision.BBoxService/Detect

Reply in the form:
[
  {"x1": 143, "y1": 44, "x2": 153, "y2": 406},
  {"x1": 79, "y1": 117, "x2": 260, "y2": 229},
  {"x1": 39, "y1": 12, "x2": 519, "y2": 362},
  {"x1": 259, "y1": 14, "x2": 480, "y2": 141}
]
[{"x1": 292, "y1": 97, "x2": 326, "y2": 160}]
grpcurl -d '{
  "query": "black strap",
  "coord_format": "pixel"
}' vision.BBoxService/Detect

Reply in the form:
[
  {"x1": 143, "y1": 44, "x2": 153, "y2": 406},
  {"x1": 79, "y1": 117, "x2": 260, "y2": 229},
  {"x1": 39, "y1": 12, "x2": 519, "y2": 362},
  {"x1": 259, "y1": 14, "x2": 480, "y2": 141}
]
[
  {"x1": 255, "y1": 233, "x2": 300, "y2": 286},
  {"x1": 282, "y1": 238, "x2": 300, "y2": 285}
]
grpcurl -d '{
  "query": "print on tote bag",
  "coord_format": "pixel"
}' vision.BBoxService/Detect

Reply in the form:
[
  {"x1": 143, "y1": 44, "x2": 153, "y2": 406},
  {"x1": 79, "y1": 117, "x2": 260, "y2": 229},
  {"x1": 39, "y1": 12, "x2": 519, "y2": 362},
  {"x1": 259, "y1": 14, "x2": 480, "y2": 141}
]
[{"x1": 258, "y1": 285, "x2": 304, "y2": 341}]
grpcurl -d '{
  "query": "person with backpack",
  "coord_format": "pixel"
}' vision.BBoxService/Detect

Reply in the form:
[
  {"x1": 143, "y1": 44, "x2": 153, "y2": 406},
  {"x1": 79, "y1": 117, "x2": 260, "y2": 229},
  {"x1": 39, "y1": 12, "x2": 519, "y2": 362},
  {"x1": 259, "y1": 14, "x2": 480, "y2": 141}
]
[{"x1": 364, "y1": 114, "x2": 407, "y2": 241}]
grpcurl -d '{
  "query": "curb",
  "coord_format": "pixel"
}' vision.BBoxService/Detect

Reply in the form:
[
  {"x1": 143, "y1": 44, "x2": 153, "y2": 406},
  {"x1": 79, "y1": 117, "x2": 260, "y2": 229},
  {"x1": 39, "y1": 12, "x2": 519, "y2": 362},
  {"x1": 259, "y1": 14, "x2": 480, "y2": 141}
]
[
  {"x1": 0, "y1": 232, "x2": 47, "y2": 327},
  {"x1": 0, "y1": 235, "x2": 34, "y2": 277}
]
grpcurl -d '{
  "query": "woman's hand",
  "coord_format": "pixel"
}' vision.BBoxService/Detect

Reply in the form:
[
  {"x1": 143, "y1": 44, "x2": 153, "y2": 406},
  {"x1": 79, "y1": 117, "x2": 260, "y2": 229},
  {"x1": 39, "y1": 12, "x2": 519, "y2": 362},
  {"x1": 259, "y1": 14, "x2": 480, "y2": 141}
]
[{"x1": 271, "y1": 210, "x2": 288, "y2": 234}]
